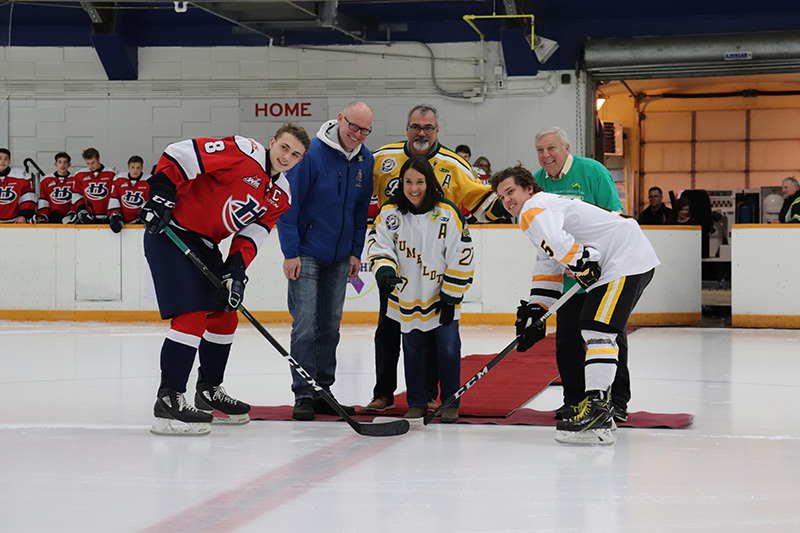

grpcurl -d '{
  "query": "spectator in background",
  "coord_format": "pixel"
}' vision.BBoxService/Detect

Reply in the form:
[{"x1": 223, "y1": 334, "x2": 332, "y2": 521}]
[
  {"x1": 277, "y1": 101, "x2": 375, "y2": 422},
  {"x1": 638, "y1": 186, "x2": 672, "y2": 225},
  {"x1": 70, "y1": 148, "x2": 118, "y2": 225},
  {"x1": 474, "y1": 156, "x2": 492, "y2": 184},
  {"x1": 0, "y1": 148, "x2": 35, "y2": 224},
  {"x1": 455, "y1": 144, "x2": 472, "y2": 164},
  {"x1": 779, "y1": 177, "x2": 800, "y2": 223},
  {"x1": 666, "y1": 198, "x2": 700, "y2": 226},
  {"x1": 36, "y1": 152, "x2": 74, "y2": 224},
  {"x1": 109, "y1": 155, "x2": 151, "y2": 233}
]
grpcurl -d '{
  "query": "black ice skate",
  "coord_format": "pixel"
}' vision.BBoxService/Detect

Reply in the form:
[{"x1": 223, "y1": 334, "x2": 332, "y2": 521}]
[
  {"x1": 195, "y1": 382, "x2": 251, "y2": 425},
  {"x1": 555, "y1": 390, "x2": 615, "y2": 446},
  {"x1": 151, "y1": 388, "x2": 212, "y2": 436}
]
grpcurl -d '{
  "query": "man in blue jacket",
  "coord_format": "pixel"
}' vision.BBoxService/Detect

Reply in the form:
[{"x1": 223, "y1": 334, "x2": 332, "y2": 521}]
[{"x1": 277, "y1": 101, "x2": 375, "y2": 421}]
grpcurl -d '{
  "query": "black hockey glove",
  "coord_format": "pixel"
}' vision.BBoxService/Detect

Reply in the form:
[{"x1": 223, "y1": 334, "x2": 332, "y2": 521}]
[
  {"x1": 438, "y1": 301, "x2": 455, "y2": 326},
  {"x1": 109, "y1": 212, "x2": 124, "y2": 234},
  {"x1": 140, "y1": 175, "x2": 177, "y2": 235},
  {"x1": 76, "y1": 208, "x2": 94, "y2": 224},
  {"x1": 570, "y1": 261, "x2": 601, "y2": 289},
  {"x1": 375, "y1": 266, "x2": 402, "y2": 296},
  {"x1": 515, "y1": 300, "x2": 547, "y2": 352},
  {"x1": 568, "y1": 247, "x2": 602, "y2": 289},
  {"x1": 219, "y1": 252, "x2": 247, "y2": 312},
  {"x1": 35, "y1": 214, "x2": 48, "y2": 224}
]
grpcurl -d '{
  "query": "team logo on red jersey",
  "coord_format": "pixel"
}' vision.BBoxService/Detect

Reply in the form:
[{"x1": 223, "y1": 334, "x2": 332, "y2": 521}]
[
  {"x1": 0, "y1": 186, "x2": 17, "y2": 204},
  {"x1": 50, "y1": 186, "x2": 72, "y2": 204},
  {"x1": 122, "y1": 190, "x2": 145, "y2": 209},
  {"x1": 85, "y1": 182, "x2": 109, "y2": 200},
  {"x1": 222, "y1": 194, "x2": 268, "y2": 233}
]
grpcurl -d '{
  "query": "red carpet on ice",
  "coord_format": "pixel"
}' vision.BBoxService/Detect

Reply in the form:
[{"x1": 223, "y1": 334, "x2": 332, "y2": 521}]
[{"x1": 248, "y1": 334, "x2": 693, "y2": 429}]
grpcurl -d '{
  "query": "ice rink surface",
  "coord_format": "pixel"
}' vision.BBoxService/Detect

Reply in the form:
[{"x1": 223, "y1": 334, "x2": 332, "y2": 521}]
[{"x1": 1, "y1": 320, "x2": 799, "y2": 532}]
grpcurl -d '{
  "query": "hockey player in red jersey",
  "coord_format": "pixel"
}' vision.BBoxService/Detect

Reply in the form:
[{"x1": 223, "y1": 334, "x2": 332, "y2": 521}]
[
  {"x1": 0, "y1": 148, "x2": 35, "y2": 224},
  {"x1": 108, "y1": 155, "x2": 150, "y2": 233},
  {"x1": 142, "y1": 123, "x2": 310, "y2": 436},
  {"x1": 36, "y1": 152, "x2": 75, "y2": 224},
  {"x1": 69, "y1": 147, "x2": 118, "y2": 224}
]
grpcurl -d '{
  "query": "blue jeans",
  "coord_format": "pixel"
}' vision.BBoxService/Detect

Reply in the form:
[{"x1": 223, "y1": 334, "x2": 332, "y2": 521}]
[
  {"x1": 402, "y1": 321, "x2": 462, "y2": 409},
  {"x1": 287, "y1": 254, "x2": 350, "y2": 399}
]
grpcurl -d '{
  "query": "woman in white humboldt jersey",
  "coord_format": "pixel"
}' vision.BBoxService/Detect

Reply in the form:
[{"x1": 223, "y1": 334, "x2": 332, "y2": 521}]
[
  {"x1": 368, "y1": 157, "x2": 474, "y2": 423},
  {"x1": 491, "y1": 164, "x2": 659, "y2": 445}
]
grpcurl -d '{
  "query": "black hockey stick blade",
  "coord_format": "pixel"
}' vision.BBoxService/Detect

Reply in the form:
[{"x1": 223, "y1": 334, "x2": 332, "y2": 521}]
[
  {"x1": 423, "y1": 283, "x2": 582, "y2": 426},
  {"x1": 163, "y1": 227, "x2": 409, "y2": 437}
]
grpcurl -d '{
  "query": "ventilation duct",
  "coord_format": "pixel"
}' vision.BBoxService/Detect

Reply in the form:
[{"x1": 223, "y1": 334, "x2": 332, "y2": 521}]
[{"x1": 584, "y1": 30, "x2": 800, "y2": 80}]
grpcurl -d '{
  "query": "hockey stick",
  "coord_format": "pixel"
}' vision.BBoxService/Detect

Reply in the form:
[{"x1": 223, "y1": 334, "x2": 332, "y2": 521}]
[
  {"x1": 163, "y1": 226, "x2": 409, "y2": 437},
  {"x1": 395, "y1": 282, "x2": 581, "y2": 429}
]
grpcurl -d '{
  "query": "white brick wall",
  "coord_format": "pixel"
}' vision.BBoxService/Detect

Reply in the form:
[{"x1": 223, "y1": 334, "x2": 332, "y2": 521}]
[{"x1": 0, "y1": 42, "x2": 576, "y2": 177}]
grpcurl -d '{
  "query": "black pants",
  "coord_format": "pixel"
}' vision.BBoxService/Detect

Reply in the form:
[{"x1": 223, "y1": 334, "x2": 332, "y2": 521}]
[
  {"x1": 555, "y1": 291, "x2": 630, "y2": 408},
  {"x1": 372, "y1": 291, "x2": 439, "y2": 402}
]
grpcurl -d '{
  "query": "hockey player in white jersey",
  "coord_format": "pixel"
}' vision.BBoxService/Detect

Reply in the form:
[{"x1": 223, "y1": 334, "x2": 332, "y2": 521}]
[{"x1": 491, "y1": 164, "x2": 659, "y2": 445}]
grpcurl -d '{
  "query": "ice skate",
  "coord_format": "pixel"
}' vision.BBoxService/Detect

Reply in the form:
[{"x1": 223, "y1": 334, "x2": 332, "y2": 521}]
[
  {"x1": 555, "y1": 391, "x2": 616, "y2": 446},
  {"x1": 151, "y1": 388, "x2": 212, "y2": 436},
  {"x1": 195, "y1": 382, "x2": 251, "y2": 425}
]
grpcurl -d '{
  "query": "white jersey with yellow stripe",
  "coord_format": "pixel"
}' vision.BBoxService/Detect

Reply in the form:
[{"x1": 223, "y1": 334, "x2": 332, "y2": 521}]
[
  {"x1": 520, "y1": 192, "x2": 659, "y2": 309},
  {"x1": 368, "y1": 198, "x2": 474, "y2": 333}
]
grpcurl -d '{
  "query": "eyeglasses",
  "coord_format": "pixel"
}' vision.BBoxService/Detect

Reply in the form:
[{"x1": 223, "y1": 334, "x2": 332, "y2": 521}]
[
  {"x1": 342, "y1": 115, "x2": 372, "y2": 136},
  {"x1": 408, "y1": 124, "x2": 437, "y2": 134}
]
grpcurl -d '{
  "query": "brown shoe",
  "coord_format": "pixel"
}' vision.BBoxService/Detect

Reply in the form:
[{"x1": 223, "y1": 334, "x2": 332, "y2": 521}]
[
  {"x1": 404, "y1": 407, "x2": 427, "y2": 418},
  {"x1": 441, "y1": 407, "x2": 459, "y2": 423},
  {"x1": 427, "y1": 400, "x2": 439, "y2": 412},
  {"x1": 365, "y1": 396, "x2": 395, "y2": 411}
]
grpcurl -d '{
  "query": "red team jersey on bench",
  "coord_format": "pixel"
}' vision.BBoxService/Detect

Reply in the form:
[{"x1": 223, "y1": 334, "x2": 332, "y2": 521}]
[
  {"x1": 71, "y1": 167, "x2": 118, "y2": 220},
  {"x1": 0, "y1": 168, "x2": 36, "y2": 222},
  {"x1": 112, "y1": 174, "x2": 150, "y2": 223},
  {"x1": 37, "y1": 173, "x2": 75, "y2": 221}
]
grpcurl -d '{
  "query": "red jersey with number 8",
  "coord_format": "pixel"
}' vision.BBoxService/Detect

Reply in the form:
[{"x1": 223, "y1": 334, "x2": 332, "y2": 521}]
[{"x1": 154, "y1": 135, "x2": 291, "y2": 265}]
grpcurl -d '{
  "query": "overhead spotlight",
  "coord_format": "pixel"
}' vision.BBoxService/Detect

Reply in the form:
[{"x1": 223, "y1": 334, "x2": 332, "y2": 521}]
[
  {"x1": 525, "y1": 34, "x2": 560, "y2": 64},
  {"x1": 533, "y1": 35, "x2": 559, "y2": 63}
]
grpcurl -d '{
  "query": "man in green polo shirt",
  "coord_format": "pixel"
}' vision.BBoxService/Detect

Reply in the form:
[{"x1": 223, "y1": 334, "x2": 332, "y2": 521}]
[{"x1": 532, "y1": 126, "x2": 631, "y2": 422}]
